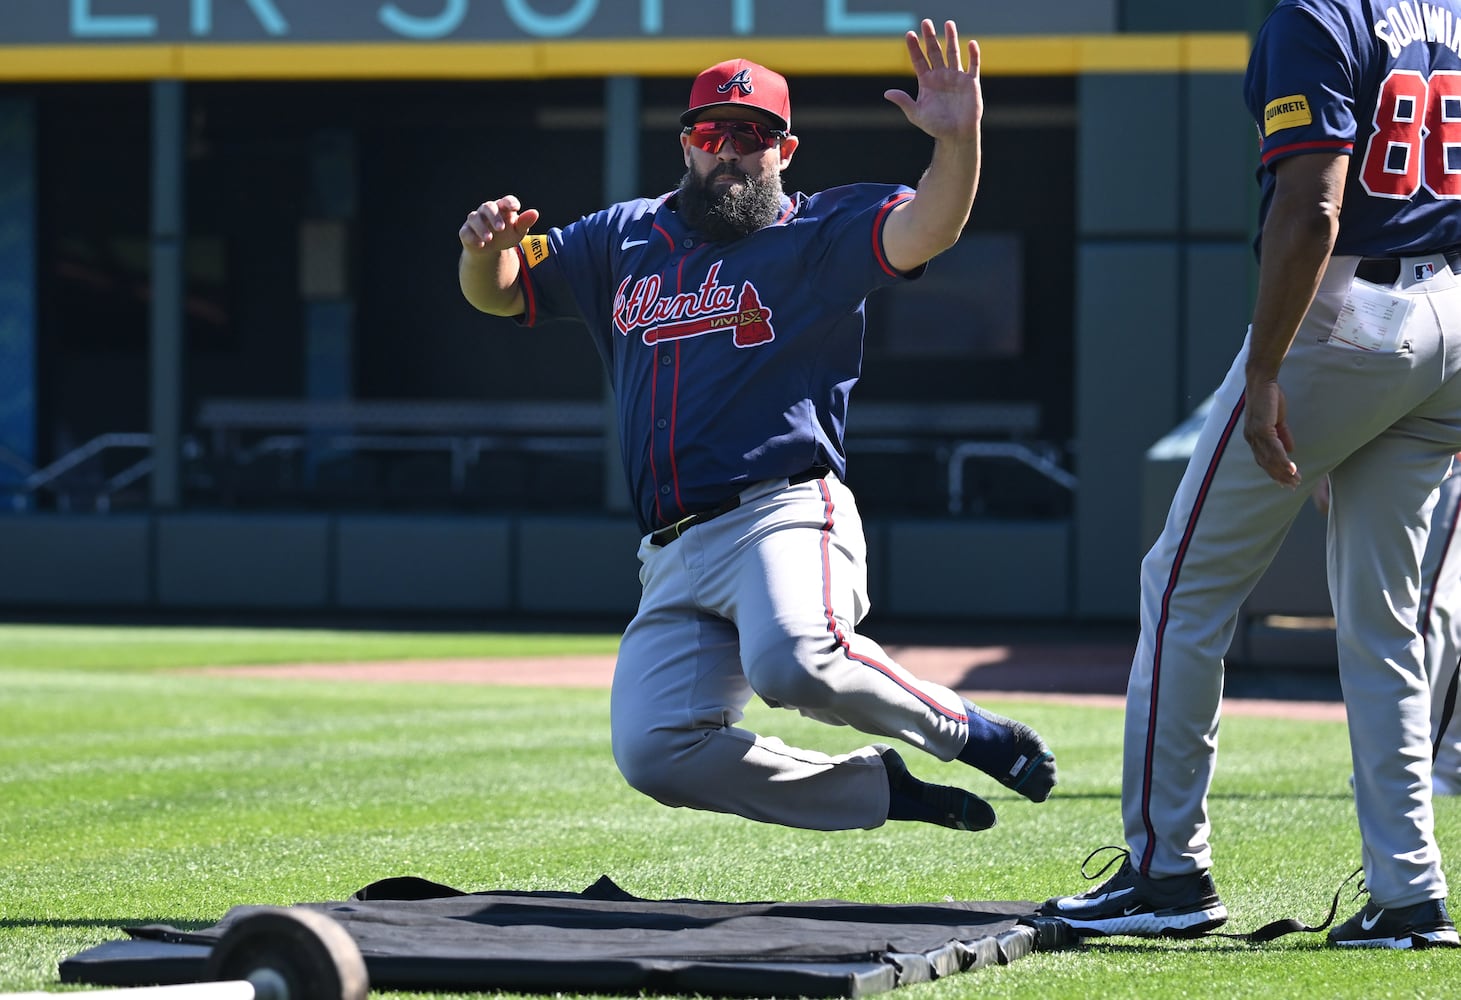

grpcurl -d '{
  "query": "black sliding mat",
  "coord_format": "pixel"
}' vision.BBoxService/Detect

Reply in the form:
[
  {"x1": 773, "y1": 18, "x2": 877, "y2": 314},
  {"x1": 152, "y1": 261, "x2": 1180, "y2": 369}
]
[{"x1": 60, "y1": 875, "x2": 1078, "y2": 998}]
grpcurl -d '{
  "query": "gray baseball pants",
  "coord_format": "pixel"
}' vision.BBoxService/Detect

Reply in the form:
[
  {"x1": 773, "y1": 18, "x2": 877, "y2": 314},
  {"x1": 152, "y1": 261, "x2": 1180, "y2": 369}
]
[
  {"x1": 1127, "y1": 253, "x2": 1461, "y2": 907},
  {"x1": 610, "y1": 472, "x2": 970, "y2": 830}
]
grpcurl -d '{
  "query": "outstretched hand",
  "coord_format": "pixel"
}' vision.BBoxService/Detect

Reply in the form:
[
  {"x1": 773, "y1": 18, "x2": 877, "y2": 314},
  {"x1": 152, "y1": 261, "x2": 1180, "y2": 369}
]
[
  {"x1": 460, "y1": 195, "x2": 540, "y2": 255},
  {"x1": 884, "y1": 19, "x2": 982, "y2": 143}
]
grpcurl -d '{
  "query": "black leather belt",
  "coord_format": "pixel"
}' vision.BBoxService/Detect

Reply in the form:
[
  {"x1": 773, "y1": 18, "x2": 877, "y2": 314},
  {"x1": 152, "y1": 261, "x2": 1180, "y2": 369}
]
[
  {"x1": 649, "y1": 466, "x2": 828, "y2": 548},
  {"x1": 1354, "y1": 249, "x2": 1461, "y2": 284}
]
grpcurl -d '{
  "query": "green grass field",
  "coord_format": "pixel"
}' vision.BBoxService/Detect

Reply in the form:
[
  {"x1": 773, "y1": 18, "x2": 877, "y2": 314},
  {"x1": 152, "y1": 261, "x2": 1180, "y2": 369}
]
[{"x1": 2, "y1": 623, "x2": 1458, "y2": 998}]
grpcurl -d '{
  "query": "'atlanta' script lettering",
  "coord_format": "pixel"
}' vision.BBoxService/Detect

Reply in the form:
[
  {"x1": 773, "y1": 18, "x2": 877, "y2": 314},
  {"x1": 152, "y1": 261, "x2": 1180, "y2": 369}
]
[
  {"x1": 614, "y1": 261, "x2": 739, "y2": 336},
  {"x1": 613, "y1": 261, "x2": 776, "y2": 348}
]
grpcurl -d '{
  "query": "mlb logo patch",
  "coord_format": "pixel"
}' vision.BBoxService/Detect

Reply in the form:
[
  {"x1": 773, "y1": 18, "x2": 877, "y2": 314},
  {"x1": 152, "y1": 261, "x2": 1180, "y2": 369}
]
[{"x1": 1416, "y1": 261, "x2": 1436, "y2": 281}]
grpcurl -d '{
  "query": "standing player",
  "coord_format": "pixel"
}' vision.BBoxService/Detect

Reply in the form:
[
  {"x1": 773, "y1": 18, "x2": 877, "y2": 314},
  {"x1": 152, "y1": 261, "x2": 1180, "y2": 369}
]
[
  {"x1": 1416, "y1": 467, "x2": 1461, "y2": 793},
  {"x1": 1040, "y1": 0, "x2": 1461, "y2": 948},
  {"x1": 457, "y1": 20, "x2": 1056, "y2": 836},
  {"x1": 1316, "y1": 469, "x2": 1461, "y2": 795}
]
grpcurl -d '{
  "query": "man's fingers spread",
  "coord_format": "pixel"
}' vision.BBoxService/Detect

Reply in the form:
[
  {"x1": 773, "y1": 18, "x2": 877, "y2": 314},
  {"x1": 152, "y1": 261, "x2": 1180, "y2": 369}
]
[{"x1": 943, "y1": 21, "x2": 960, "y2": 71}]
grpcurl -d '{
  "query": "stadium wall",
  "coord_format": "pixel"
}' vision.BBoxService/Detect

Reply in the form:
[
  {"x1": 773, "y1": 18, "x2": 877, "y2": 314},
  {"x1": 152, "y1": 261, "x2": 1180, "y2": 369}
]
[{"x1": 0, "y1": 3, "x2": 1303, "y2": 628}]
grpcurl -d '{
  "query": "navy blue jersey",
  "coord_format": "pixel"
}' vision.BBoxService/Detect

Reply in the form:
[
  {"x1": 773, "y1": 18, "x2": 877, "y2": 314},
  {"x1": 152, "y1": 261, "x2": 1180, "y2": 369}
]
[
  {"x1": 1245, "y1": 0, "x2": 1461, "y2": 256},
  {"x1": 515, "y1": 183, "x2": 917, "y2": 533}
]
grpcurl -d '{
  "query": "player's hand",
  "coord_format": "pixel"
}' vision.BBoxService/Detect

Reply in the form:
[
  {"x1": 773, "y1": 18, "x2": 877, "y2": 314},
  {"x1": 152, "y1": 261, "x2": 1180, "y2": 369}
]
[
  {"x1": 1243, "y1": 378, "x2": 1300, "y2": 488},
  {"x1": 460, "y1": 195, "x2": 540, "y2": 255},
  {"x1": 883, "y1": 19, "x2": 981, "y2": 144}
]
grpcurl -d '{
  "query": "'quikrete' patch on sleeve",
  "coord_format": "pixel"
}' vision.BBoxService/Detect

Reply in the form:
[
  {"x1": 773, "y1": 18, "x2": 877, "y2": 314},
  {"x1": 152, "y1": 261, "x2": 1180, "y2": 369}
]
[
  {"x1": 521, "y1": 234, "x2": 550, "y2": 268},
  {"x1": 1264, "y1": 94, "x2": 1313, "y2": 135}
]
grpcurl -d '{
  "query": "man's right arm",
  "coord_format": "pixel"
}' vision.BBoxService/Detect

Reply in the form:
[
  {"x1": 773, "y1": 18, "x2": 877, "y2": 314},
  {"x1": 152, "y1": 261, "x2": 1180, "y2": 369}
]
[
  {"x1": 459, "y1": 245, "x2": 525, "y2": 316},
  {"x1": 458, "y1": 195, "x2": 541, "y2": 317},
  {"x1": 1241, "y1": 152, "x2": 1346, "y2": 488}
]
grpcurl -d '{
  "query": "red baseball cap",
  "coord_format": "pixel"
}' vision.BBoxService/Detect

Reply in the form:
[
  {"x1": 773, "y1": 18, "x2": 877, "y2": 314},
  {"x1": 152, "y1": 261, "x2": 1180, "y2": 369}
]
[{"x1": 680, "y1": 59, "x2": 791, "y2": 131}]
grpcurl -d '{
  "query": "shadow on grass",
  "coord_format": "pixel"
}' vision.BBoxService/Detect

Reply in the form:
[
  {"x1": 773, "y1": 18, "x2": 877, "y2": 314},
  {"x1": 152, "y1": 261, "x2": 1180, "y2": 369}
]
[
  {"x1": 1074, "y1": 935, "x2": 1324, "y2": 952},
  {"x1": 1025, "y1": 791, "x2": 1354, "y2": 801},
  {"x1": 0, "y1": 918, "x2": 212, "y2": 932}
]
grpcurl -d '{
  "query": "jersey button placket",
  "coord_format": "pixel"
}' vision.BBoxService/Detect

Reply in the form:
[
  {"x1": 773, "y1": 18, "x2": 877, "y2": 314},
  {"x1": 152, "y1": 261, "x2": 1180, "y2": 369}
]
[{"x1": 652, "y1": 346, "x2": 678, "y2": 519}]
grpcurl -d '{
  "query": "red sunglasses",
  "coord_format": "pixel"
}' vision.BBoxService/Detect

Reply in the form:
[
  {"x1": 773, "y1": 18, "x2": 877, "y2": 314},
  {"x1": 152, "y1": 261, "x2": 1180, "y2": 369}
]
[{"x1": 683, "y1": 120, "x2": 787, "y2": 155}]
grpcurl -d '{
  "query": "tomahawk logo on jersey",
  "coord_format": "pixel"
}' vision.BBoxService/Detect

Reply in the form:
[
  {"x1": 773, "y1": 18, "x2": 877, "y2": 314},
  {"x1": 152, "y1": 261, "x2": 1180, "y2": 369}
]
[
  {"x1": 613, "y1": 262, "x2": 776, "y2": 347},
  {"x1": 1246, "y1": 0, "x2": 1461, "y2": 257}
]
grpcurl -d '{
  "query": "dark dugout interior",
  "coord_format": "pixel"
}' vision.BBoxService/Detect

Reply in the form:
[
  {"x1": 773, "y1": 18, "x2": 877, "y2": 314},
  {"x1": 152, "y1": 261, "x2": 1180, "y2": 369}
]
[{"x1": 29, "y1": 73, "x2": 1075, "y2": 517}]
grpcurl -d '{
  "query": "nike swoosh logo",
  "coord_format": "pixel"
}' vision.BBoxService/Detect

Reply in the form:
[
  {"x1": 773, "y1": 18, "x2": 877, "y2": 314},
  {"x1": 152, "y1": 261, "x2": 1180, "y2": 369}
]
[
  {"x1": 1053, "y1": 886, "x2": 1133, "y2": 911},
  {"x1": 621, "y1": 238, "x2": 648, "y2": 250},
  {"x1": 1361, "y1": 908, "x2": 1384, "y2": 931}
]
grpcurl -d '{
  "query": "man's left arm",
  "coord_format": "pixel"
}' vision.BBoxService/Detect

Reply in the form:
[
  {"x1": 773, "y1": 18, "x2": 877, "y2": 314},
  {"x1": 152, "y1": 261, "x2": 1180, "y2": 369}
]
[
  {"x1": 1242, "y1": 151, "x2": 1348, "y2": 487},
  {"x1": 881, "y1": 19, "x2": 982, "y2": 273}
]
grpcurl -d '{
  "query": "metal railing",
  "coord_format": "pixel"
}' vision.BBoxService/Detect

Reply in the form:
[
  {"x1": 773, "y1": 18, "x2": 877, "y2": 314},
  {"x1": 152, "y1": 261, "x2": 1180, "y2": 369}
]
[
  {"x1": 945, "y1": 441, "x2": 1077, "y2": 515},
  {"x1": 1, "y1": 407, "x2": 1079, "y2": 516},
  {"x1": 6, "y1": 433, "x2": 156, "y2": 511}
]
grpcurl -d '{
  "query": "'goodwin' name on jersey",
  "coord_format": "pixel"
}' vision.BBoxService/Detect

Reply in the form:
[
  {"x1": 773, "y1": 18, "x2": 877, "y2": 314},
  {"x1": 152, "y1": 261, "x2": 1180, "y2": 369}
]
[{"x1": 1375, "y1": 1, "x2": 1461, "y2": 57}]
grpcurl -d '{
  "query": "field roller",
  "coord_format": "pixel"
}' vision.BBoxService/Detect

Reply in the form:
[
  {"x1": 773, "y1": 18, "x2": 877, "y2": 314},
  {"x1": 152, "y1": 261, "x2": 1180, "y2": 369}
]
[{"x1": 0, "y1": 908, "x2": 367, "y2": 1000}]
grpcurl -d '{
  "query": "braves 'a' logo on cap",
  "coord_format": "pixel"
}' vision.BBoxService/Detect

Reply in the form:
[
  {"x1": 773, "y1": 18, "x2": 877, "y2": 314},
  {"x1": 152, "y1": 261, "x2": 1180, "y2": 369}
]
[{"x1": 718, "y1": 68, "x2": 754, "y2": 96}]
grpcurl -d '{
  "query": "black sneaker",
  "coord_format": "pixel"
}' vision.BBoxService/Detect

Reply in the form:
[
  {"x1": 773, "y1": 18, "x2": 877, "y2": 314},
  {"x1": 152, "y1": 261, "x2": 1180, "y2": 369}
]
[
  {"x1": 876, "y1": 745, "x2": 996, "y2": 832},
  {"x1": 1327, "y1": 898, "x2": 1461, "y2": 949},
  {"x1": 1038, "y1": 847, "x2": 1228, "y2": 938}
]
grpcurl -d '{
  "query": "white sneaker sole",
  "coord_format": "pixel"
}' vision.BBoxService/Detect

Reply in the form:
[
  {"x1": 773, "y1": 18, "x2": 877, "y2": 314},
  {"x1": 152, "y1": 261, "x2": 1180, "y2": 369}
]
[{"x1": 1056, "y1": 904, "x2": 1228, "y2": 938}]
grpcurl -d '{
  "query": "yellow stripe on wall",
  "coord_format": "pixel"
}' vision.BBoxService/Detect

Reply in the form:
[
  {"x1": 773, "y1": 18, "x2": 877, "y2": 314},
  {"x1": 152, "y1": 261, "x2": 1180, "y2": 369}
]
[
  {"x1": 0, "y1": 34, "x2": 1250, "y2": 82},
  {"x1": 0, "y1": 44, "x2": 177, "y2": 79},
  {"x1": 1181, "y1": 34, "x2": 1252, "y2": 72}
]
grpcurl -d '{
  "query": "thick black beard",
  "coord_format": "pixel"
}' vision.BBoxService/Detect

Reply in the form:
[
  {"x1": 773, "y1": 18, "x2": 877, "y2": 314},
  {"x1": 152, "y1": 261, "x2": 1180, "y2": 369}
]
[{"x1": 676, "y1": 164, "x2": 784, "y2": 242}]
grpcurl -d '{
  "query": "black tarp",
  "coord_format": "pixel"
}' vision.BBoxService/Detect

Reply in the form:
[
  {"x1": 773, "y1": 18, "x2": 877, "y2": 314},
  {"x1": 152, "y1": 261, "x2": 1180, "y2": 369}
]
[{"x1": 59, "y1": 875, "x2": 1078, "y2": 997}]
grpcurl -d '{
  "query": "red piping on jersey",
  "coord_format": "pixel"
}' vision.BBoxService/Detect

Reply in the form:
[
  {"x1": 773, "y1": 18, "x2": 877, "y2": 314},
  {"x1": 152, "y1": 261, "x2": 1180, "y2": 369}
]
[
  {"x1": 664, "y1": 252, "x2": 699, "y2": 519},
  {"x1": 649, "y1": 344, "x2": 663, "y2": 525},
  {"x1": 1137, "y1": 391, "x2": 1246, "y2": 876},
  {"x1": 814, "y1": 477, "x2": 967, "y2": 723},
  {"x1": 514, "y1": 245, "x2": 538, "y2": 325},
  {"x1": 1260, "y1": 139, "x2": 1352, "y2": 165},
  {"x1": 871, "y1": 193, "x2": 915, "y2": 277},
  {"x1": 651, "y1": 246, "x2": 707, "y2": 525},
  {"x1": 668, "y1": 340, "x2": 684, "y2": 514}
]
